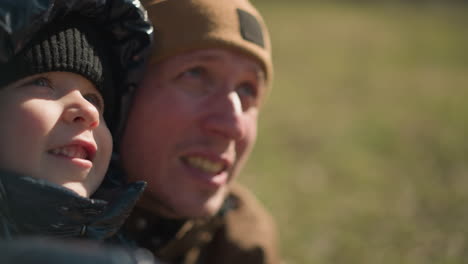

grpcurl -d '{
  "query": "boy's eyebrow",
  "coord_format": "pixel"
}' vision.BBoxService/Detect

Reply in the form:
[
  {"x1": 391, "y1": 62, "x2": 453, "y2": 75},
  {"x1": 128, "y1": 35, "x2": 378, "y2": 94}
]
[
  {"x1": 9, "y1": 72, "x2": 51, "y2": 87},
  {"x1": 4, "y1": 76, "x2": 32, "y2": 89}
]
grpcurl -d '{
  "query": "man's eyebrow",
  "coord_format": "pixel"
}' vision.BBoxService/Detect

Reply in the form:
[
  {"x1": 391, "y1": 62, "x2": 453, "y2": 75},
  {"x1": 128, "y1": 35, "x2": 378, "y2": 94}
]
[
  {"x1": 243, "y1": 64, "x2": 266, "y2": 84},
  {"x1": 186, "y1": 53, "x2": 266, "y2": 81},
  {"x1": 188, "y1": 54, "x2": 224, "y2": 62},
  {"x1": 253, "y1": 68, "x2": 266, "y2": 81}
]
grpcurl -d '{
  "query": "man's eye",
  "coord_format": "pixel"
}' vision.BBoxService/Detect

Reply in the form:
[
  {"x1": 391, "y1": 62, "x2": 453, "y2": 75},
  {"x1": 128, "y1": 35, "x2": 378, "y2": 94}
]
[
  {"x1": 236, "y1": 82, "x2": 258, "y2": 99},
  {"x1": 181, "y1": 66, "x2": 205, "y2": 78},
  {"x1": 236, "y1": 82, "x2": 259, "y2": 111},
  {"x1": 84, "y1": 93, "x2": 104, "y2": 113}
]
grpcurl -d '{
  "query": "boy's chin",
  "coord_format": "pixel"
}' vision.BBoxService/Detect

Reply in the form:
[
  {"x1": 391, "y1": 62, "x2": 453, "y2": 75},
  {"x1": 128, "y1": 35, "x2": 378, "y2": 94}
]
[{"x1": 61, "y1": 182, "x2": 91, "y2": 197}]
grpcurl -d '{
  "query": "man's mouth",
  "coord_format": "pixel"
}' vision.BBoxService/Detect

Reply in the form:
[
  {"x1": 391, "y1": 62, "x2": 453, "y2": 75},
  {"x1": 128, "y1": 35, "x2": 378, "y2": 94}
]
[
  {"x1": 49, "y1": 145, "x2": 91, "y2": 161},
  {"x1": 181, "y1": 155, "x2": 226, "y2": 174}
]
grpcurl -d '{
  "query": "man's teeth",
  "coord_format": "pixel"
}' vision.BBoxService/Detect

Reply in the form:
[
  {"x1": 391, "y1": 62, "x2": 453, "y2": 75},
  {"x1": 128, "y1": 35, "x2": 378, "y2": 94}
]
[
  {"x1": 186, "y1": 156, "x2": 224, "y2": 173},
  {"x1": 50, "y1": 146, "x2": 87, "y2": 160}
]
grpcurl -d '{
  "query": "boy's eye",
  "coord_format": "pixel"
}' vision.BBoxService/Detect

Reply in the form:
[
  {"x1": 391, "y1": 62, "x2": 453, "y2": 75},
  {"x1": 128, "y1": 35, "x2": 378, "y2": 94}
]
[
  {"x1": 83, "y1": 93, "x2": 104, "y2": 113},
  {"x1": 30, "y1": 77, "x2": 53, "y2": 88}
]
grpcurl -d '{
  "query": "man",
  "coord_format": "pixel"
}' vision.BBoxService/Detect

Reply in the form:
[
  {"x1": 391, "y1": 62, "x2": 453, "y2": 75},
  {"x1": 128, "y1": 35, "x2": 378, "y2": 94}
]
[{"x1": 117, "y1": 0, "x2": 281, "y2": 263}]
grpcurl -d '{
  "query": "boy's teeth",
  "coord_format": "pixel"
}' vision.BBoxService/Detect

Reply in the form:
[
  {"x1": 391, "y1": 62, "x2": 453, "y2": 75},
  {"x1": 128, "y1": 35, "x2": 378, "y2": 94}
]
[
  {"x1": 50, "y1": 146, "x2": 87, "y2": 159},
  {"x1": 186, "y1": 156, "x2": 223, "y2": 173}
]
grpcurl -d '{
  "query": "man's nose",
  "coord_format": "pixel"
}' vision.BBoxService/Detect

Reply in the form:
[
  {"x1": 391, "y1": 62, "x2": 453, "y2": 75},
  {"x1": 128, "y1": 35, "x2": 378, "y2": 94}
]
[
  {"x1": 202, "y1": 91, "x2": 246, "y2": 141},
  {"x1": 62, "y1": 91, "x2": 100, "y2": 129}
]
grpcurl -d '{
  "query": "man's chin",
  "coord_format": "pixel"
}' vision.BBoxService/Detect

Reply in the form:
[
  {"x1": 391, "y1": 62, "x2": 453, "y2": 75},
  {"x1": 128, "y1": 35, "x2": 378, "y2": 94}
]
[
  {"x1": 138, "y1": 197, "x2": 221, "y2": 220},
  {"x1": 196, "y1": 191, "x2": 229, "y2": 218},
  {"x1": 139, "y1": 185, "x2": 229, "y2": 219},
  {"x1": 149, "y1": 205, "x2": 220, "y2": 220},
  {"x1": 173, "y1": 195, "x2": 228, "y2": 219}
]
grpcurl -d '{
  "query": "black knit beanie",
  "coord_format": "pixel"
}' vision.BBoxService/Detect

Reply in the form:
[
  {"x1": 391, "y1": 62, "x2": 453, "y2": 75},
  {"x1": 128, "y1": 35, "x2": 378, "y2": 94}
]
[{"x1": 0, "y1": 18, "x2": 112, "y2": 95}]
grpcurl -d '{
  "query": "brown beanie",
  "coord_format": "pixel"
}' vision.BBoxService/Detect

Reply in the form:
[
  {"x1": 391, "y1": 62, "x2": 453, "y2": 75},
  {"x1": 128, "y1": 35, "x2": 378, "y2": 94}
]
[{"x1": 142, "y1": 0, "x2": 273, "y2": 87}]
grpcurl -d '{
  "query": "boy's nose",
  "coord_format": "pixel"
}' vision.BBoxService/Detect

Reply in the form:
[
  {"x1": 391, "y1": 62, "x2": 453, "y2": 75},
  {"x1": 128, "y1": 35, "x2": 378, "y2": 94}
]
[{"x1": 63, "y1": 91, "x2": 100, "y2": 129}]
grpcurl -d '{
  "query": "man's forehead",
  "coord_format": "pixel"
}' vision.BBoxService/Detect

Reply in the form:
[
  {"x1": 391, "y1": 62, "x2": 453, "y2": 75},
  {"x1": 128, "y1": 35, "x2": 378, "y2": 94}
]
[{"x1": 174, "y1": 48, "x2": 265, "y2": 77}]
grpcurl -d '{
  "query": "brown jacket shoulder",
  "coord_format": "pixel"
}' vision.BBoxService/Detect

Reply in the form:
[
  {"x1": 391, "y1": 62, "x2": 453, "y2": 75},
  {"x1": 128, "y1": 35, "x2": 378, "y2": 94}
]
[
  {"x1": 196, "y1": 182, "x2": 281, "y2": 264},
  {"x1": 124, "y1": 182, "x2": 281, "y2": 264}
]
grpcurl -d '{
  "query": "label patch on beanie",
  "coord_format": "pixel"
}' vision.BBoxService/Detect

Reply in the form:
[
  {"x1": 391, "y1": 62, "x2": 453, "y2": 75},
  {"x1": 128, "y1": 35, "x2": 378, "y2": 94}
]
[{"x1": 237, "y1": 9, "x2": 264, "y2": 48}]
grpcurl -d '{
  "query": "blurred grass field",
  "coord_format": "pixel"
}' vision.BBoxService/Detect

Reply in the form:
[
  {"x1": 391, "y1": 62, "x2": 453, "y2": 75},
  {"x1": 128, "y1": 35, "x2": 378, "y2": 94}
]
[{"x1": 239, "y1": 2, "x2": 468, "y2": 263}]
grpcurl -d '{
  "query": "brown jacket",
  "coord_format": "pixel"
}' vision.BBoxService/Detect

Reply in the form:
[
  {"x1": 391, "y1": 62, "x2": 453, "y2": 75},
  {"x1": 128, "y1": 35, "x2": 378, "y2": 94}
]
[{"x1": 124, "y1": 182, "x2": 281, "y2": 264}]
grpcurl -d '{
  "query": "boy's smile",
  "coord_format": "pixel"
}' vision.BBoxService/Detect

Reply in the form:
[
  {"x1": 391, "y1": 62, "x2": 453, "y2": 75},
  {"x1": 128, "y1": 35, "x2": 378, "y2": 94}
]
[
  {"x1": 0, "y1": 72, "x2": 112, "y2": 197},
  {"x1": 48, "y1": 139, "x2": 98, "y2": 169}
]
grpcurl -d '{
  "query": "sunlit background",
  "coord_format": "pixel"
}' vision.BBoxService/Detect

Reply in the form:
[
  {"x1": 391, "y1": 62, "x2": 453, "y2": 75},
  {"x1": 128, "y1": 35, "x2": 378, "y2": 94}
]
[{"x1": 240, "y1": 1, "x2": 468, "y2": 263}]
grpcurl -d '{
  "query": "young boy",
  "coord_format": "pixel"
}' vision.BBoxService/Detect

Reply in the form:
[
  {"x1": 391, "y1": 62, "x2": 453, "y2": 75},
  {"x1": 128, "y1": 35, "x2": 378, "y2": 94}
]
[
  {"x1": 0, "y1": 26, "x2": 112, "y2": 199},
  {"x1": 0, "y1": 16, "x2": 147, "y2": 240}
]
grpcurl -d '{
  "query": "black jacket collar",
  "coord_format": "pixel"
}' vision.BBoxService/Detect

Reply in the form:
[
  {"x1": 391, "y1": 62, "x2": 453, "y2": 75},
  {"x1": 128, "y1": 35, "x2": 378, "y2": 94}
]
[{"x1": 0, "y1": 169, "x2": 145, "y2": 240}]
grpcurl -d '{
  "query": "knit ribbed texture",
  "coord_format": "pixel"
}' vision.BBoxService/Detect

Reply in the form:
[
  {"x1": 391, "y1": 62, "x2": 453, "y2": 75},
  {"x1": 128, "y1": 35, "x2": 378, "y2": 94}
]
[{"x1": 0, "y1": 20, "x2": 107, "y2": 92}]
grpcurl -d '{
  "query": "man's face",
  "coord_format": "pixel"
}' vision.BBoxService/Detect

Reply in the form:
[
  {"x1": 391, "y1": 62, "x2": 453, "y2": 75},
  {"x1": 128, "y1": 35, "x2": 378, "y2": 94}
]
[
  {"x1": 120, "y1": 48, "x2": 266, "y2": 218},
  {"x1": 0, "y1": 72, "x2": 112, "y2": 197}
]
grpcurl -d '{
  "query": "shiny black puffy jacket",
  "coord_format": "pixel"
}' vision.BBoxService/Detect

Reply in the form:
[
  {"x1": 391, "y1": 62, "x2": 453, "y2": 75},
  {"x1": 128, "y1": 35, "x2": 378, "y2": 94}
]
[{"x1": 0, "y1": 169, "x2": 146, "y2": 239}]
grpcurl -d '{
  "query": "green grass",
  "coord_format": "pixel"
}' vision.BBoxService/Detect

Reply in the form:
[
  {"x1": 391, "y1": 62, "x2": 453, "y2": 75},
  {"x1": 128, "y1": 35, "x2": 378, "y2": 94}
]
[{"x1": 239, "y1": 2, "x2": 468, "y2": 263}]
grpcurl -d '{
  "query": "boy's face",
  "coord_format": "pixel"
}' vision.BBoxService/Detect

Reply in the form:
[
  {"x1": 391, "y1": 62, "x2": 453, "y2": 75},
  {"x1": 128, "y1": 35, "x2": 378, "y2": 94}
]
[
  {"x1": 0, "y1": 72, "x2": 112, "y2": 197},
  {"x1": 120, "y1": 48, "x2": 266, "y2": 218}
]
